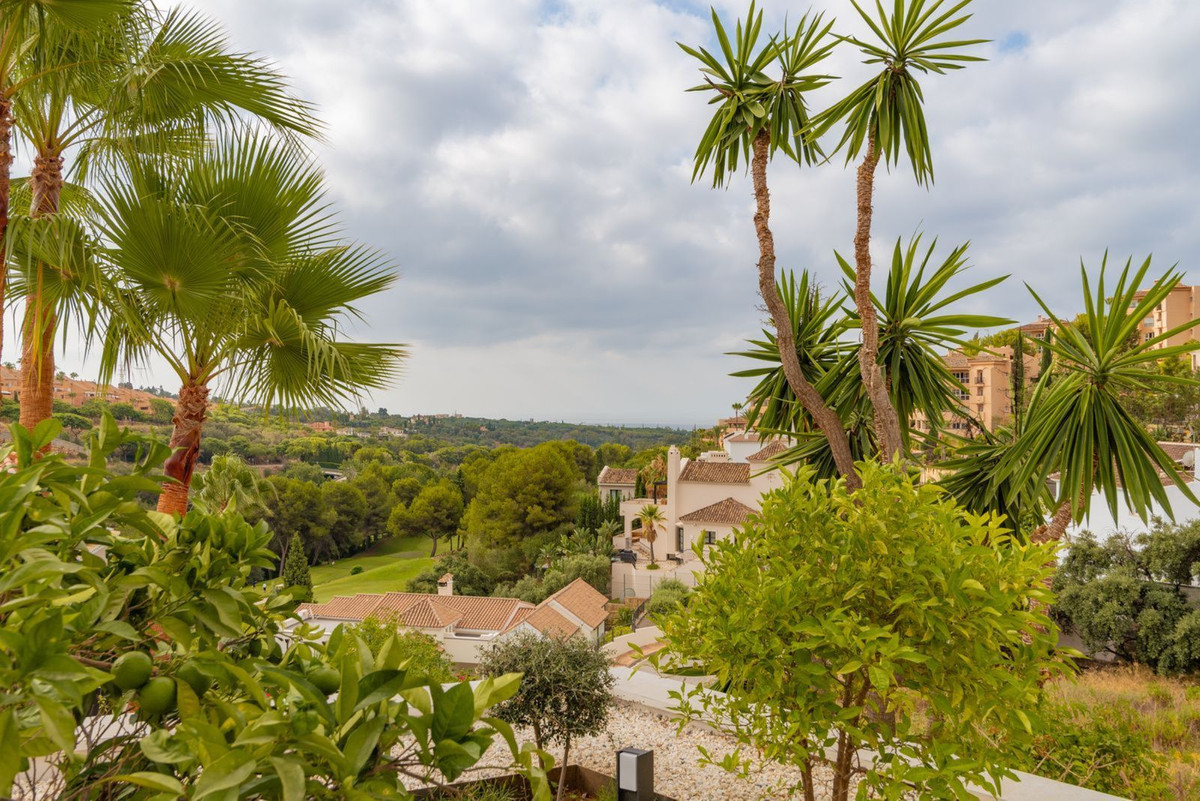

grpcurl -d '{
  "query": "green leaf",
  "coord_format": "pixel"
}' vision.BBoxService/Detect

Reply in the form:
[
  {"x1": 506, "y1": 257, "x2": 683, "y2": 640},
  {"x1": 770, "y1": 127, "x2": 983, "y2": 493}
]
[
  {"x1": 109, "y1": 773, "x2": 185, "y2": 795},
  {"x1": 432, "y1": 682, "x2": 476, "y2": 742}
]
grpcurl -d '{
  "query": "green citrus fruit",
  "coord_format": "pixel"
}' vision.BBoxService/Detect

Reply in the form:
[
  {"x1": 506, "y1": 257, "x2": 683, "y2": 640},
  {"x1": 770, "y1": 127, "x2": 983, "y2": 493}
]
[
  {"x1": 138, "y1": 677, "x2": 177, "y2": 717},
  {"x1": 309, "y1": 666, "x2": 341, "y2": 694},
  {"x1": 112, "y1": 651, "x2": 153, "y2": 691},
  {"x1": 177, "y1": 661, "x2": 210, "y2": 697}
]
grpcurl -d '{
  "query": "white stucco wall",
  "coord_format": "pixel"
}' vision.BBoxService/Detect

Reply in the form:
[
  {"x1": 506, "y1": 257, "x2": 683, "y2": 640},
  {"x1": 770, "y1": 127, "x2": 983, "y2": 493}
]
[{"x1": 1070, "y1": 480, "x2": 1200, "y2": 541}]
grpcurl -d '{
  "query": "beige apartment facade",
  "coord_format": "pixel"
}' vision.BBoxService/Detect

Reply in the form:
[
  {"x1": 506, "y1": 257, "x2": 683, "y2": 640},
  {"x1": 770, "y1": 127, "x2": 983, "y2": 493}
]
[
  {"x1": 912, "y1": 346, "x2": 1040, "y2": 436},
  {"x1": 1134, "y1": 284, "x2": 1200, "y2": 369}
]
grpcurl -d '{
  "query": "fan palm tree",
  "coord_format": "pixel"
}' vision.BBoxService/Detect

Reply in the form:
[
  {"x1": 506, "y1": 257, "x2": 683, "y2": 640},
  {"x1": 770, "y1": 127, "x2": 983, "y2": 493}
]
[
  {"x1": 680, "y1": 4, "x2": 859, "y2": 485},
  {"x1": 635, "y1": 504, "x2": 665, "y2": 567},
  {"x1": 97, "y1": 136, "x2": 405, "y2": 515},
  {"x1": 192, "y1": 453, "x2": 274, "y2": 516},
  {"x1": 814, "y1": 0, "x2": 986, "y2": 461},
  {"x1": 6, "y1": 2, "x2": 318, "y2": 432}
]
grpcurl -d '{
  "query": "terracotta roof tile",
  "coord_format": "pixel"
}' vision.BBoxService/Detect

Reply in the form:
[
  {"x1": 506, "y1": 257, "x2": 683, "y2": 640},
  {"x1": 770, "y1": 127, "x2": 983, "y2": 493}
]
[
  {"x1": 725, "y1": 432, "x2": 760, "y2": 443},
  {"x1": 542, "y1": 578, "x2": 609, "y2": 628},
  {"x1": 598, "y1": 466, "x2": 638, "y2": 485},
  {"x1": 305, "y1": 591, "x2": 533, "y2": 633},
  {"x1": 300, "y1": 594, "x2": 384, "y2": 620},
  {"x1": 522, "y1": 605, "x2": 580, "y2": 638},
  {"x1": 943, "y1": 351, "x2": 969, "y2": 368},
  {"x1": 678, "y1": 497, "x2": 757, "y2": 526},
  {"x1": 747, "y1": 441, "x2": 788, "y2": 462},
  {"x1": 678, "y1": 461, "x2": 750, "y2": 484},
  {"x1": 1159, "y1": 442, "x2": 1198, "y2": 462}
]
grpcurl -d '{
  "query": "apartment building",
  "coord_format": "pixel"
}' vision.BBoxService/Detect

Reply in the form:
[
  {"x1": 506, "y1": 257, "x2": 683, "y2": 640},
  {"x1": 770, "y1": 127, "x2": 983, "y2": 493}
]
[
  {"x1": 1133, "y1": 284, "x2": 1200, "y2": 369},
  {"x1": 912, "y1": 345, "x2": 1040, "y2": 435}
]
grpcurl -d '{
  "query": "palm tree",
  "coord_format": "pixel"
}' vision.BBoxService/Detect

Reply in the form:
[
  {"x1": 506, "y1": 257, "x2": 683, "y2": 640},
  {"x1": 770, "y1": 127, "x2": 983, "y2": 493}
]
[
  {"x1": 635, "y1": 504, "x2": 665, "y2": 567},
  {"x1": 192, "y1": 453, "x2": 274, "y2": 517},
  {"x1": 97, "y1": 136, "x2": 405, "y2": 515},
  {"x1": 6, "y1": 2, "x2": 318, "y2": 432},
  {"x1": 993, "y1": 256, "x2": 1200, "y2": 543},
  {"x1": 680, "y1": 4, "x2": 859, "y2": 486},
  {"x1": 0, "y1": 1, "x2": 130, "y2": 357},
  {"x1": 814, "y1": 0, "x2": 985, "y2": 463}
]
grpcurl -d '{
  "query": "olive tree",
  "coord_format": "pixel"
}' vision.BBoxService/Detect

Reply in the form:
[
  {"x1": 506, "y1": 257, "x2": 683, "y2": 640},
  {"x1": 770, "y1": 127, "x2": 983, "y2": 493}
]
[
  {"x1": 655, "y1": 464, "x2": 1071, "y2": 801},
  {"x1": 479, "y1": 632, "x2": 614, "y2": 801}
]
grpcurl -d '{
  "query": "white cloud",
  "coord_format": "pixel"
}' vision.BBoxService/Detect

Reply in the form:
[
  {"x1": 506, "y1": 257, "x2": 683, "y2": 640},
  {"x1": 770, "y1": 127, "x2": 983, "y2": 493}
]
[{"x1": 29, "y1": 0, "x2": 1196, "y2": 425}]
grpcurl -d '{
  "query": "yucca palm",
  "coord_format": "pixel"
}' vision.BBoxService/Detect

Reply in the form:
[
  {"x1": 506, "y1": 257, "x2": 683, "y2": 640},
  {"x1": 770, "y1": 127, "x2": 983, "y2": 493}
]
[
  {"x1": 681, "y1": 3, "x2": 860, "y2": 485},
  {"x1": 635, "y1": 504, "x2": 666, "y2": 567},
  {"x1": 993, "y1": 256, "x2": 1200, "y2": 542},
  {"x1": 814, "y1": 0, "x2": 985, "y2": 461},
  {"x1": 736, "y1": 239, "x2": 1008, "y2": 472},
  {"x1": 6, "y1": 1, "x2": 318, "y2": 432},
  {"x1": 97, "y1": 137, "x2": 405, "y2": 515}
]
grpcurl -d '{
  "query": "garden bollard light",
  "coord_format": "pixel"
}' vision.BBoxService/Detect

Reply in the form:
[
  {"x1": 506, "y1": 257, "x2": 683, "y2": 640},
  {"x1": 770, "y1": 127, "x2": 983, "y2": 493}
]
[{"x1": 616, "y1": 747, "x2": 653, "y2": 801}]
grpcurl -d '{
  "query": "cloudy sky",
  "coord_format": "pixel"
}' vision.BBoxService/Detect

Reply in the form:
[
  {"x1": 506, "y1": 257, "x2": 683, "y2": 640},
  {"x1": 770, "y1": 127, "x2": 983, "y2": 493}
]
[{"x1": 15, "y1": 0, "x2": 1199, "y2": 427}]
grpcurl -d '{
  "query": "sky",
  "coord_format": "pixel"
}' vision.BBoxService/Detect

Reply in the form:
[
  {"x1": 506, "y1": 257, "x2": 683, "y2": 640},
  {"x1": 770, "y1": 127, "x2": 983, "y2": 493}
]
[{"x1": 10, "y1": 0, "x2": 1199, "y2": 427}]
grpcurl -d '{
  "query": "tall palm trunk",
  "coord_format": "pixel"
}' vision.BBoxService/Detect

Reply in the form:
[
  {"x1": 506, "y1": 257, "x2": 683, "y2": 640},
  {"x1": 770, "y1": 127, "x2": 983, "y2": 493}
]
[
  {"x1": 1031, "y1": 501, "x2": 1073, "y2": 544},
  {"x1": 0, "y1": 96, "x2": 11, "y2": 357},
  {"x1": 158, "y1": 382, "x2": 209, "y2": 515},
  {"x1": 852, "y1": 134, "x2": 904, "y2": 462},
  {"x1": 18, "y1": 154, "x2": 63, "y2": 433},
  {"x1": 750, "y1": 131, "x2": 860, "y2": 488}
]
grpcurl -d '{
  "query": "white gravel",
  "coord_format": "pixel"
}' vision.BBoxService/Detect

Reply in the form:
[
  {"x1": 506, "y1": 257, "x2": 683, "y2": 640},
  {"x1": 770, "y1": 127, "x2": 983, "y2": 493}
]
[{"x1": 410, "y1": 701, "x2": 844, "y2": 800}]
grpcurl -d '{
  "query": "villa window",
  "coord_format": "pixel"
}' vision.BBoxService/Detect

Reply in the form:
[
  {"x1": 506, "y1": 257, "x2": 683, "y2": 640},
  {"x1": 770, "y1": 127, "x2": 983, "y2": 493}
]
[
  {"x1": 608, "y1": 489, "x2": 622, "y2": 503},
  {"x1": 676, "y1": 526, "x2": 684, "y2": 552},
  {"x1": 976, "y1": 386, "x2": 983, "y2": 396},
  {"x1": 975, "y1": 370, "x2": 984, "y2": 384},
  {"x1": 704, "y1": 530, "x2": 716, "y2": 545}
]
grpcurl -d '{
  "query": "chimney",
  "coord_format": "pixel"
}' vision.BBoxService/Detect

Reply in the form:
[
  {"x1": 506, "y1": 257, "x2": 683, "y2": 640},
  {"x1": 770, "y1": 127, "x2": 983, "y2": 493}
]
[
  {"x1": 437, "y1": 573, "x2": 454, "y2": 597},
  {"x1": 667, "y1": 446, "x2": 681, "y2": 530}
]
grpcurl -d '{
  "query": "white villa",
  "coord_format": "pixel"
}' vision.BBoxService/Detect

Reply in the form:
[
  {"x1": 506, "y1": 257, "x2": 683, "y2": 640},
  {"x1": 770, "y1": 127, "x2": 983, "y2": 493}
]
[
  {"x1": 602, "y1": 430, "x2": 790, "y2": 599},
  {"x1": 293, "y1": 575, "x2": 609, "y2": 665}
]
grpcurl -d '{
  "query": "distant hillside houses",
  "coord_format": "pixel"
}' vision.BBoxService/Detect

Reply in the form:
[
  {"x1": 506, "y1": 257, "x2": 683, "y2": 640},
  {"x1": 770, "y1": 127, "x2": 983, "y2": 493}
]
[
  {"x1": 291, "y1": 576, "x2": 609, "y2": 665},
  {"x1": 0, "y1": 365, "x2": 163, "y2": 414}
]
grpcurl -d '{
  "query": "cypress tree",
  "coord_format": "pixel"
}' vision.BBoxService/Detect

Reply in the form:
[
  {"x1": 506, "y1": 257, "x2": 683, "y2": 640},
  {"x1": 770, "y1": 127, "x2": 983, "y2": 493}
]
[
  {"x1": 1011, "y1": 332, "x2": 1025, "y2": 431},
  {"x1": 281, "y1": 533, "x2": 313, "y2": 602}
]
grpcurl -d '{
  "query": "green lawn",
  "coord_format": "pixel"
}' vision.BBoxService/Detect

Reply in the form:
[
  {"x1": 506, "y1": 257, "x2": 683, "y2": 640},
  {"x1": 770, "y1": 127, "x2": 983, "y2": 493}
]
[{"x1": 306, "y1": 534, "x2": 434, "y2": 602}]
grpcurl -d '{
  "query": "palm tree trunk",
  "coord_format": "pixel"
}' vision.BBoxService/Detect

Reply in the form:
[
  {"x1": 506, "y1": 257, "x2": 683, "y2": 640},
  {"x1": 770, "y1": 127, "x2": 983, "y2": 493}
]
[
  {"x1": 158, "y1": 383, "x2": 209, "y2": 516},
  {"x1": 18, "y1": 154, "x2": 64, "y2": 434},
  {"x1": 1030, "y1": 500, "x2": 1073, "y2": 544},
  {"x1": 852, "y1": 133, "x2": 905, "y2": 462},
  {"x1": 750, "y1": 131, "x2": 860, "y2": 488},
  {"x1": 0, "y1": 96, "x2": 11, "y2": 358}
]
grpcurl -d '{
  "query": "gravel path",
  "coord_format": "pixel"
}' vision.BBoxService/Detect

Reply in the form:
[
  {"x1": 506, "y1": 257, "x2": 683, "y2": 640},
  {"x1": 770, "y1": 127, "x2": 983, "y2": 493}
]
[
  {"x1": 561, "y1": 701, "x2": 837, "y2": 800},
  {"x1": 412, "y1": 701, "x2": 842, "y2": 800}
]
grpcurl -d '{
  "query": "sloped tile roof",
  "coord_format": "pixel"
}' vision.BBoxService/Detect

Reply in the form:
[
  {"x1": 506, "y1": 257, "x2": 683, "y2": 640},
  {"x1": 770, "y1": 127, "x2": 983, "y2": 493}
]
[
  {"x1": 598, "y1": 466, "x2": 638, "y2": 485},
  {"x1": 305, "y1": 591, "x2": 533, "y2": 633},
  {"x1": 725, "y1": 432, "x2": 760, "y2": 443},
  {"x1": 299, "y1": 594, "x2": 385, "y2": 620},
  {"x1": 678, "y1": 461, "x2": 750, "y2": 484},
  {"x1": 943, "y1": 350, "x2": 969, "y2": 368},
  {"x1": 377, "y1": 597, "x2": 464, "y2": 629},
  {"x1": 747, "y1": 441, "x2": 788, "y2": 462},
  {"x1": 1159, "y1": 442, "x2": 1198, "y2": 462},
  {"x1": 678, "y1": 497, "x2": 757, "y2": 526},
  {"x1": 521, "y1": 605, "x2": 580, "y2": 638},
  {"x1": 542, "y1": 578, "x2": 609, "y2": 628}
]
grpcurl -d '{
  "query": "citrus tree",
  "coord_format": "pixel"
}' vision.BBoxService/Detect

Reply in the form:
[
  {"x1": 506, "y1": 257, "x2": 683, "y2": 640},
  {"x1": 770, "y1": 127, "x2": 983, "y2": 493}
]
[
  {"x1": 0, "y1": 418, "x2": 549, "y2": 799},
  {"x1": 655, "y1": 464, "x2": 1070, "y2": 801}
]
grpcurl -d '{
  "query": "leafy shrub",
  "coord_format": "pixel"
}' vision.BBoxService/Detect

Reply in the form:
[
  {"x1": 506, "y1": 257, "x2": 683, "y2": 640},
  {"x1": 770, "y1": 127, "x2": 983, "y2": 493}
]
[
  {"x1": 350, "y1": 565, "x2": 364, "y2": 575},
  {"x1": 646, "y1": 579, "x2": 690, "y2": 618},
  {"x1": 350, "y1": 618, "x2": 456, "y2": 683},
  {"x1": 1054, "y1": 522, "x2": 1200, "y2": 673},
  {"x1": 0, "y1": 418, "x2": 544, "y2": 799},
  {"x1": 657, "y1": 463, "x2": 1072, "y2": 801}
]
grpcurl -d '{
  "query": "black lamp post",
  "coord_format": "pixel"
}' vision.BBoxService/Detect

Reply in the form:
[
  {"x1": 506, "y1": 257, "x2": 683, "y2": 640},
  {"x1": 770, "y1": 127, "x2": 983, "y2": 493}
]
[{"x1": 616, "y1": 747, "x2": 654, "y2": 801}]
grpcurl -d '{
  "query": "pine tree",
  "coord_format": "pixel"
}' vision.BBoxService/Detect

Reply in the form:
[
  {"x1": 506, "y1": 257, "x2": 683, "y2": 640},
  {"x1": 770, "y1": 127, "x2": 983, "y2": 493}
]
[
  {"x1": 634, "y1": 472, "x2": 646, "y2": 499},
  {"x1": 281, "y1": 533, "x2": 313, "y2": 602}
]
